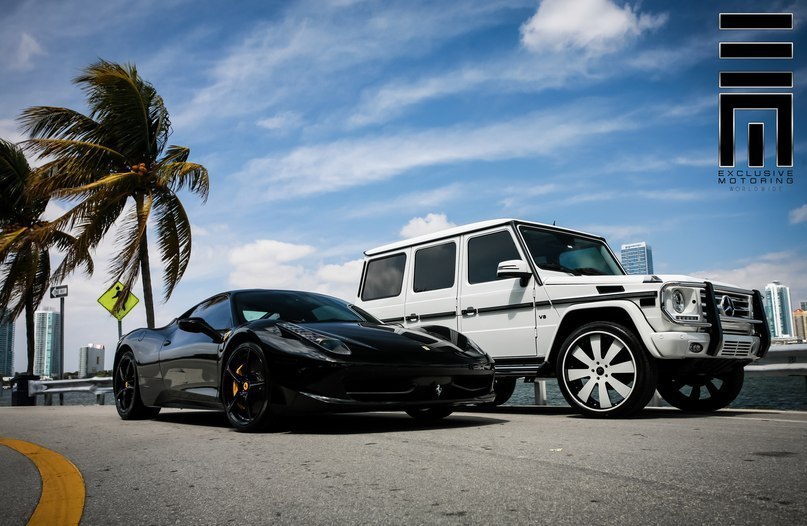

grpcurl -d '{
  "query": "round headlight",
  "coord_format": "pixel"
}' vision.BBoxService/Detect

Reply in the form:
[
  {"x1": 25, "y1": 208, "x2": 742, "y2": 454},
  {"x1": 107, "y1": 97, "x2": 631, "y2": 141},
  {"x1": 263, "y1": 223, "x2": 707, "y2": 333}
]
[{"x1": 672, "y1": 289, "x2": 686, "y2": 313}]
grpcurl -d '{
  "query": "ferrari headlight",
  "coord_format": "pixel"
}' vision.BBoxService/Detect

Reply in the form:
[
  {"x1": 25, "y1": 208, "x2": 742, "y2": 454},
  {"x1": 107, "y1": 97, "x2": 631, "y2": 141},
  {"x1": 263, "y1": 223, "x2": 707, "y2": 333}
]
[{"x1": 661, "y1": 284, "x2": 704, "y2": 325}]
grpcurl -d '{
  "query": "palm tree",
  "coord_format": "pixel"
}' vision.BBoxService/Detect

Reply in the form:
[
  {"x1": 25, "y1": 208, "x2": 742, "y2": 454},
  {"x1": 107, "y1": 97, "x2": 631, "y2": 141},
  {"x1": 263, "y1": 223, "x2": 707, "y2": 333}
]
[
  {"x1": 20, "y1": 60, "x2": 209, "y2": 328},
  {"x1": 0, "y1": 139, "x2": 93, "y2": 375}
]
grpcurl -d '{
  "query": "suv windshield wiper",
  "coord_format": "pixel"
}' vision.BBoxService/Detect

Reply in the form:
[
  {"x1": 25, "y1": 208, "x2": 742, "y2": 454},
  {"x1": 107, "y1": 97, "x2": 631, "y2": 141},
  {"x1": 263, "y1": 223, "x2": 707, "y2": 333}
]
[{"x1": 537, "y1": 263, "x2": 580, "y2": 275}]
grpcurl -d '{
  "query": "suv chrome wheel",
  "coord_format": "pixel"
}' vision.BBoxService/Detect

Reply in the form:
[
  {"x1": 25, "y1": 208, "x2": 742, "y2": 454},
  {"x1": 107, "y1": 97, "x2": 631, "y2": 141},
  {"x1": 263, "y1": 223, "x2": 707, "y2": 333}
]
[{"x1": 556, "y1": 322, "x2": 656, "y2": 417}]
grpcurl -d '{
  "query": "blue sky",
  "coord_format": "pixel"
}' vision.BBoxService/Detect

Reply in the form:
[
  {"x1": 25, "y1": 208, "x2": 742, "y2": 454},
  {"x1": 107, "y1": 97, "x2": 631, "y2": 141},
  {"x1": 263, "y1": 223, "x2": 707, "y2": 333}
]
[{"x1": 2, "y1": 0, "x2": 804, "y2": 373}]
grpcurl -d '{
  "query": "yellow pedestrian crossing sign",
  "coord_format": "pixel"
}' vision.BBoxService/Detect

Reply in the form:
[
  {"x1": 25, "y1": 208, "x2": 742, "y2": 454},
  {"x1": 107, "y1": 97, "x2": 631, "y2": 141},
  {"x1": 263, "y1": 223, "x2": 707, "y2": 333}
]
[{"x1": 98, "y1": 282, "x2": 139, "y2": 321}]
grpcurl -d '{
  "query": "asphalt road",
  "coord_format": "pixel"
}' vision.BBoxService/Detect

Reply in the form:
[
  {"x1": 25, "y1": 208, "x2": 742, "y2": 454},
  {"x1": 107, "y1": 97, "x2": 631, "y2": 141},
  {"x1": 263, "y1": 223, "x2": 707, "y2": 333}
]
[{"x1": 1, "y1": 405, "x2": 805, "y2": 525}]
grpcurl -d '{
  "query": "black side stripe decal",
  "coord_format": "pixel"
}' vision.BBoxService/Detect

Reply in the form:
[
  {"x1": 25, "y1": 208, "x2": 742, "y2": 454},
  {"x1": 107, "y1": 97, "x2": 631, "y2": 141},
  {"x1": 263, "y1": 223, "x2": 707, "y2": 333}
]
[
  {"x1": 550, "y1": 291, "x2": 657, "y2": 306},
  {"x1": 381, "y1": 292, "x2": 653, "y2": 323}
]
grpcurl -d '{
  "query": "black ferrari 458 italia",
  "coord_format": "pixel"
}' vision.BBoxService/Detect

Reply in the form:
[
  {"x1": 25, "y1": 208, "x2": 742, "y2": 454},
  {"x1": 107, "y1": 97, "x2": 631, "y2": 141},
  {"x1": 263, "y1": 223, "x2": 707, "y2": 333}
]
[{"x1": 113, "y1": 289, "x2": 495, "y2": 431}]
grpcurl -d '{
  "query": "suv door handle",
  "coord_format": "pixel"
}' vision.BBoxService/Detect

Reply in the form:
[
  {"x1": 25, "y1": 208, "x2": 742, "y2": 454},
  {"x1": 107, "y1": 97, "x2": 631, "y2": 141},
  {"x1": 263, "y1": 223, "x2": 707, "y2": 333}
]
[
  {"x1": 406, "y1": 313, "x2": 419, "y2": 323},
  {"x1": 461, "y1": 307, "x2": 477, "y2": 316}
]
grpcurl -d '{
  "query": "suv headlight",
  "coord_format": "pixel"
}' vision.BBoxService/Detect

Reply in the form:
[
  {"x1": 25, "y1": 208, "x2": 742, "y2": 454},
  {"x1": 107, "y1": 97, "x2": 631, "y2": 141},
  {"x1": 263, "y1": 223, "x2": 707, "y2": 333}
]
[{"x1": 661, "y1": 284, "x2": 705, "y2": 324}]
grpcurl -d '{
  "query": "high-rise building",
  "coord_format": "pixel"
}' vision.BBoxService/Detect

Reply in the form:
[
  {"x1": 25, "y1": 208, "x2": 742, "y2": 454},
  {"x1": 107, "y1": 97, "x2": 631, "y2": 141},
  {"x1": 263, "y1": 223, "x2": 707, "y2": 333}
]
[
  {"x1": 33, "y1": 309, "x2": 61, "y2": 378},
  {"x1": 764, "y1": 281, "x2": 793, "y2": 339},
  {"x1": 794, "y1": 310, "x2": 807, "y2": 342},
  {"x1": 800, "y1": 301, "x2": 807, "y2": 311},
  {"x1": 620, "y1": 242, "x2": 654, "y2": 275},
  {"x1": 79, "y1": 344, "x2": 105, "y2": 378},
  {"x1": 0, "y1": 309, "x2": 14, "y2": 377}
]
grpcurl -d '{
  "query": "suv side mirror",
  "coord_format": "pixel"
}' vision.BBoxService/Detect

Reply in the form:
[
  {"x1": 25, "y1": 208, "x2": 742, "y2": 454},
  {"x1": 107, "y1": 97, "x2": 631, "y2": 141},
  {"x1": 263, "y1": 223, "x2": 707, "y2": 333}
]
[
  {"x1": 178, "y1": 317, "x2": 225, "y2": 343},
  {"x1": 497, "y1": 260, "x2": 532, "y2": 286}
]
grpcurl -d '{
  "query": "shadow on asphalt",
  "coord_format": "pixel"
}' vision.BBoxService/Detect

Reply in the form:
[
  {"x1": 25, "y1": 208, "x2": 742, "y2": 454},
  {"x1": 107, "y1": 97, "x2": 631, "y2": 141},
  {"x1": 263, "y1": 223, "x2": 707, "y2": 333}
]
[
  {"x1": 153, "y1": 405, "x2": 789, "y2": 432},
  {"x1": 154, "y1": 409, "x2": 510, "y2": 434},
  {"x1": 468, "y1": 404, "x2": 790, "y2": 420}
]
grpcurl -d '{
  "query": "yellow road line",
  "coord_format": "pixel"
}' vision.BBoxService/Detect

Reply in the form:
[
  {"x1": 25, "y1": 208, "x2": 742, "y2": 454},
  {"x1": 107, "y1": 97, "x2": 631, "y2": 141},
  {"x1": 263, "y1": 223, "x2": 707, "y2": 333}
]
[{"x1": 0, "y1": 438, "x2": 85, "y2": 526}]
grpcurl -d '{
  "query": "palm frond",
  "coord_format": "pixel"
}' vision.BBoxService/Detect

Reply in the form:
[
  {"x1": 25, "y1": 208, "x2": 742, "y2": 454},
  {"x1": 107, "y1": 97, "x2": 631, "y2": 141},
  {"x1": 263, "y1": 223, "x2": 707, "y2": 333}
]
[
  {"x1": 158, "y1": 161, "x2": 210, "y2": 202},
  {"x1": 51, "y1": 230, "x2": 94, "y2": 282},
  {"x1": 75, "y1": 60, "x2": 170, "y2": 162},
  {"x1": 18, "y1": 106, "x2": 100, "y2": 142},
  {"x1": 0, "y1": 139, "x2": 31, "y2": 217},
  {"x1": 153, "y1": 191, "x2": 191, "y2": 301}
]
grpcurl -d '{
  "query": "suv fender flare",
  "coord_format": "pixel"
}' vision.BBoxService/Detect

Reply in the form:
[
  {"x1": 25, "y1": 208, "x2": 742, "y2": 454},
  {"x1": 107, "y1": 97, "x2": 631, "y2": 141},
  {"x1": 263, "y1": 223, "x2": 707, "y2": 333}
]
[{"x1": 548, "y1": 300, "x2": 661, "y2": 363}]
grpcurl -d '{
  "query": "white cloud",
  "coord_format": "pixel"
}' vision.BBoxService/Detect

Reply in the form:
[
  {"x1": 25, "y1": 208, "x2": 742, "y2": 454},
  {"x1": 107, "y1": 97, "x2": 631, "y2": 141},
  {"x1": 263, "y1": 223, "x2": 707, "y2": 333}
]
[
  {"x1": 10, "y1": 33, "x2": 45, "y2": 71},
  {"x1": 237, "y1": 105, "x2": 637, "y2": 200},
  {"x1": 520, "y1": 0, "x2": 667, "y2": 57},
  {"x1": 692, "y1": 251, "x2": 806, "y2": 303},
  {"x1": 173, "y1": 1, "x2": 515, "y2": 129},
  {"x1": 228, "y1": 240, "x2": 316, "y2": 289},
  {"x1": 227, "y1": 239, "x2": 363, "y2": 300},
  {"x1": 347, "y1": 183, "x2": 465, "y2": 218},
  {"x1": 256, "y1": 111, "x2": 304, "y2": 132},
  {"x1": 400, "y1": 213, "x2": 456, "y2": 239},
  {"x1": 789, "y1": 204, "x2": 807, "y2": 224},
  {"x1": 0, "y1": 119, "x2": 25, "y2": 145}
]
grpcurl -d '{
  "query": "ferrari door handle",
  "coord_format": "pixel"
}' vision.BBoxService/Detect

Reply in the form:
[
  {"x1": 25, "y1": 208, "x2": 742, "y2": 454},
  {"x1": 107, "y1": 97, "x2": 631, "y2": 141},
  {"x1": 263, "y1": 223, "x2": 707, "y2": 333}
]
[
  {"x1": 461, "y1": 307, "x2": 477, "y2": 316},
  {"x1": 406, "y1": 313, "x2": 419, "y2": 323},
  {"x1": 163, "y1": 339, "x2": 171, "y2": 346}
]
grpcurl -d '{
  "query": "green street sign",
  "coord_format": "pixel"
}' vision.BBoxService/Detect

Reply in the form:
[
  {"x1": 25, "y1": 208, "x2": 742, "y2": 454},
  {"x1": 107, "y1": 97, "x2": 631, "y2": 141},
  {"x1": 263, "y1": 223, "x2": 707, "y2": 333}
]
[{"x1": 97, "y1": 282, "x2": 139, "y2": 321}]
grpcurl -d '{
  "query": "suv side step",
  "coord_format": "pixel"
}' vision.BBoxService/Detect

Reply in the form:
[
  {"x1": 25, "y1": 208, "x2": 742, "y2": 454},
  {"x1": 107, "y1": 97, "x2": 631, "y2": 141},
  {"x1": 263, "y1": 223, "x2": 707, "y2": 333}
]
[{"x1": 494, "y1": 359, "x2": 554, "y2": 378}]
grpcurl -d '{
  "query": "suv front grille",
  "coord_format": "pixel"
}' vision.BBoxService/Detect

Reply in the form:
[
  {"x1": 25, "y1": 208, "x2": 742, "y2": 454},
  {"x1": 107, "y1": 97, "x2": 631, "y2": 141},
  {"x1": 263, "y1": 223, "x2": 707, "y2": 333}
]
[{"x1": 701, "y1": 289, "x2": 754, "y2": 323}]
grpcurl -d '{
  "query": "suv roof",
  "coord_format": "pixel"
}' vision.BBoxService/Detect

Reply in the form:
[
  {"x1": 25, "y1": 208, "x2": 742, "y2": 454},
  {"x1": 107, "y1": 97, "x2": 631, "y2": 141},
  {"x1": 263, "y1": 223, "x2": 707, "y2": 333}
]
[{"x1": 365, "y1": 218, "x2": 608, "y2": 256}]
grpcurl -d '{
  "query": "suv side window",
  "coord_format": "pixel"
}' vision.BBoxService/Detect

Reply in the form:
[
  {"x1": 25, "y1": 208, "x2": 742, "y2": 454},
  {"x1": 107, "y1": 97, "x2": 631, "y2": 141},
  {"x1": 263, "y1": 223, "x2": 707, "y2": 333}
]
[
  {"x1": 413, "y1": 242, "x2": 456, "y2": 293},
  {"x1": 361, "y1": 253, "x2": 407, "y2": 301},
  {"x1": 468, "y1": 231, "x2": 521, "y2": 284},
  {"x1": 190, "y1": 294, "x2": 232, "y2": 330}
]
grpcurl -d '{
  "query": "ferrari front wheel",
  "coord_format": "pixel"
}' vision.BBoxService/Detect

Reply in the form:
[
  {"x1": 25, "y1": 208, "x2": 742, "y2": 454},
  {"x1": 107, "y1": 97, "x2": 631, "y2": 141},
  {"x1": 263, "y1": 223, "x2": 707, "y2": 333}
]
[
  {"x1": 222, "y1": 343, "x2": 272, "y2": 432},
  {"x1": 114, "y1": 351, "x2": 160, "y2": 420}
]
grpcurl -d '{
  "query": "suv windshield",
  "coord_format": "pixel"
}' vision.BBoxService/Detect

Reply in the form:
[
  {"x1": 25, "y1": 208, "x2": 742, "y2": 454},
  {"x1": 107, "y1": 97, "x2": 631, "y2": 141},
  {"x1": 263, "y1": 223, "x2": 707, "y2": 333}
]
[{"x1": 519, "y1": 226, "x2": 624, "y2": 276}]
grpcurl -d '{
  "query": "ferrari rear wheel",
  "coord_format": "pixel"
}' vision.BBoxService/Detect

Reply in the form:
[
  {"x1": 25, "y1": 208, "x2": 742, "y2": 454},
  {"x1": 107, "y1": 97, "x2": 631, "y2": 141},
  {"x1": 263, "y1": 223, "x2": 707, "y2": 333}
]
[
  {"x1": 222, "y1": 343, "x2": 271, "y2": 432},
  {"x1": 405, "y1": 407, "x2": 453, "y2": 421},
  {"x1": 114, "y1": 351, "x2": 160, "y2": 420}
]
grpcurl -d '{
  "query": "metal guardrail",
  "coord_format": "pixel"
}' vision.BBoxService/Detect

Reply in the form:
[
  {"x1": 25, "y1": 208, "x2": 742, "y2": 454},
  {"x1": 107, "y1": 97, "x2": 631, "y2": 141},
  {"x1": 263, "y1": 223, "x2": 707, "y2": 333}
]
[
  {"x1": 27, "y1": 377, "x2": 113, "y2": 406},
  {"x1": 13, "y1": 346, "x2": 806, "y2": 407}
]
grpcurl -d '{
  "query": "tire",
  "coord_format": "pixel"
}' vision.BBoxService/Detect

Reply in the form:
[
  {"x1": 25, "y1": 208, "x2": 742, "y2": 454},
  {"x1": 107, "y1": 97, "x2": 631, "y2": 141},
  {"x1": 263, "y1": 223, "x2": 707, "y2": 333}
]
[
  {"x1": 482, "y1": 377, "x2": 517, "y2": 406},
  {"x1": 556, "y1": 322, "x2": 657, "y2": 418},
  {"x1": 405, "y1": 407, "x2": 453, "y2": 421},
  {"x1": 657, "y1": 367, "x2": 744, "y2": 412},
  {"x1": 114, "y1": 351, "x2": 161, "y2": 420},
  {"x1": 221, "y1": 343, "x2": 272, "y2": 432}
]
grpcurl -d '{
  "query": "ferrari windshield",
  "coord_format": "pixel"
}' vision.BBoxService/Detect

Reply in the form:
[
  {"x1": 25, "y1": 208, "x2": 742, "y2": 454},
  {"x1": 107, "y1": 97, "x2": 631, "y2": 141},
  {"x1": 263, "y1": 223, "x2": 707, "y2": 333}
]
[
  {"x1": 233, "y1": 290, "x2": 379, "y2": 325},
  {"x1": 518, "y1": 226, "x2": 624, "y2": 276}
]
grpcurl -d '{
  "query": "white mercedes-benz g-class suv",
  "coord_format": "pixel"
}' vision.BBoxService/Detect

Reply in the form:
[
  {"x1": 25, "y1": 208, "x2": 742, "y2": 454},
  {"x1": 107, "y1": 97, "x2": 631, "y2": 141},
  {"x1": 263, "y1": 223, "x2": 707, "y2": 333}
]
[{"x1": 355, "y1": 219, "x2": 770, "y2": 417}]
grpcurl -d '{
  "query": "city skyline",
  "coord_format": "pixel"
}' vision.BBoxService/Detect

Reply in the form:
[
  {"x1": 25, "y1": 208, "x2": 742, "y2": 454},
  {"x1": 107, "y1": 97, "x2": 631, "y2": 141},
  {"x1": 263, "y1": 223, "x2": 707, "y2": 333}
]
[
  {"x1": 765, "y1": 281, "x2": 794, "y2": 339},
  {"x1": 1, "y1": 0, "x2": 804, "y2": 373},
  {"x1": 33, "y1": 309, "x2": 60, "y2": 378},
  {"x1": 0, "y1": 309, "x2": 13, "y2": 377},
  {"x1": 620, "y1": 242, "x2": 655, "y2": 276}
]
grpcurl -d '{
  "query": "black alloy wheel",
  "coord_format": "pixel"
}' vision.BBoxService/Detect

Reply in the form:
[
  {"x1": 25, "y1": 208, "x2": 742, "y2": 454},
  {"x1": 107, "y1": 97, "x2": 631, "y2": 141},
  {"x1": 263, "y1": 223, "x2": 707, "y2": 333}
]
[
  {"x1": 556, "y1": 322, "x2": 657, "y2": 418},
  {"x1": 222, "y1": 343, "x2": 271, "y2": 432},
  {"x1": 657, "y1": 367, "x2": 744, "y2": 412},
  {"x1": 405, "y1": 407, "x2": 453, "y2": 421},
  {"x1": 114, "y1": 351, "x2": 160, "y2": 420}
]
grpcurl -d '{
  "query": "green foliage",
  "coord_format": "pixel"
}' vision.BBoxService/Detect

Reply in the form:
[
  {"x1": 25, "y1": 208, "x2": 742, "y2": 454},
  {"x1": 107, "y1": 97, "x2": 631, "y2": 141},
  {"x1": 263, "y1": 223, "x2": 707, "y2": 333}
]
[{"x1": 20, "y1": 60, "x2": 209, "y2": 327}]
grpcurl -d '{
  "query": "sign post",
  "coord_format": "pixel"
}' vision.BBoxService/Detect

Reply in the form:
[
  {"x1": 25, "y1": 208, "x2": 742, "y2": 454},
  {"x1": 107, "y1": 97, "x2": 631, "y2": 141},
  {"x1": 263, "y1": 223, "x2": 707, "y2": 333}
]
[
  {"x1": 97, "y1": 282, "x2": 140, "y2": 339},
  {"x1": 50, "y1": 285, "x2": 68, "y2": 380}
]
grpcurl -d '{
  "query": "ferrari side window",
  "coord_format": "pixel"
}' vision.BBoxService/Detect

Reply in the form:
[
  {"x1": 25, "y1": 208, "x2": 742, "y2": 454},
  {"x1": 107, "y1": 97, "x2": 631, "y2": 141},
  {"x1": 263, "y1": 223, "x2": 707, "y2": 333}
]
[{"x1": 191, "y1": 294, "x2": 232, "y2": 330}]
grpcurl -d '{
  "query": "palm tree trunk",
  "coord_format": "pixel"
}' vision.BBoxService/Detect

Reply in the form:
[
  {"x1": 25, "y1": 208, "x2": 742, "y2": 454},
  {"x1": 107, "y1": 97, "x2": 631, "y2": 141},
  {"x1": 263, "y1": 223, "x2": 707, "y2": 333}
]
[
  {"x1": 25, "y1": 289, "x2": 35, "y2": 375},
  {"x1": 140, "y1": 234, "x2": 155, "y2": 328}
]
